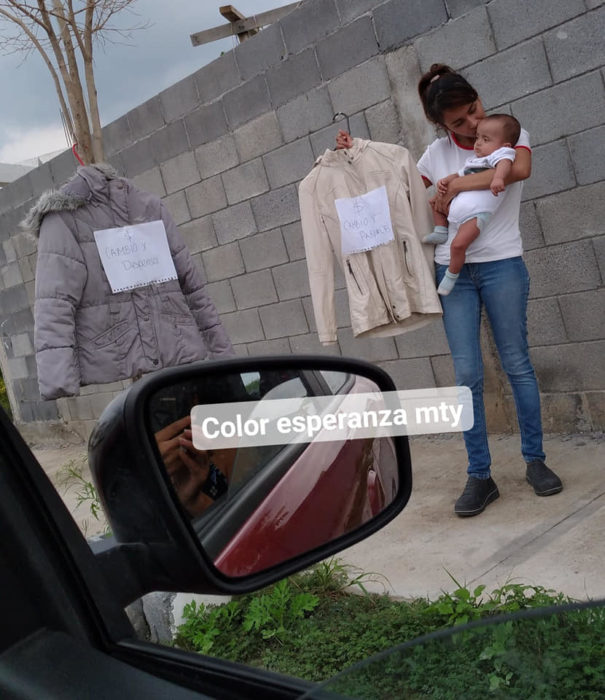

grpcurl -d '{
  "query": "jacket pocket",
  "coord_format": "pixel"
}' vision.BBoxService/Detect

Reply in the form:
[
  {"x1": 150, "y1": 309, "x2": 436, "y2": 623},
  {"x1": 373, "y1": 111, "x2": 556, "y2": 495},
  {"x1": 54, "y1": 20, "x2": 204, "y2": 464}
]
[
  {"x1": 92, "y1": 319, "x2": 130, "y2": 348},
  {"x1": 402, "y1": 240, "x2": 414, "y2": 278},
  {"x1": 346, "y1": 258, "x2": 367, "y2": 297}
]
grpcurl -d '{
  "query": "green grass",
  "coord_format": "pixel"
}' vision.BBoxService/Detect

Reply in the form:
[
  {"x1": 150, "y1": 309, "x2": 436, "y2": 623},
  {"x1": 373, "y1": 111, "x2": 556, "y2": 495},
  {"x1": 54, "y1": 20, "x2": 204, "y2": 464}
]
[
  {"x1": 0, "y1": 372, "x2": 11, "y2": 418},
  {"x1": 174, "y1": 560, "x2": 605, "y2": 698}
]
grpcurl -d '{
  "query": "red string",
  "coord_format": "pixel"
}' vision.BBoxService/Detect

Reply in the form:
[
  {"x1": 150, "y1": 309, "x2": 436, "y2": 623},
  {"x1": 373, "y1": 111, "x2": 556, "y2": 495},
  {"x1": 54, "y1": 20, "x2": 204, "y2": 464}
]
[{"x1": 72, "y1": 143, "x2": 85, "y2": 166}]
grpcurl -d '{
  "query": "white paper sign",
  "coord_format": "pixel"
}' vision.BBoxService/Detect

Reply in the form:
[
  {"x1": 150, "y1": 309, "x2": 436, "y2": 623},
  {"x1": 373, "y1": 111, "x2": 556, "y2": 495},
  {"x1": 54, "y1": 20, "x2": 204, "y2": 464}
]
[
  {"x1": 94, "y1": 220, "x2": 177, "y2": 293},
  {"x1": 335, "y1": 185, "x2": 395, "y2": 255}
]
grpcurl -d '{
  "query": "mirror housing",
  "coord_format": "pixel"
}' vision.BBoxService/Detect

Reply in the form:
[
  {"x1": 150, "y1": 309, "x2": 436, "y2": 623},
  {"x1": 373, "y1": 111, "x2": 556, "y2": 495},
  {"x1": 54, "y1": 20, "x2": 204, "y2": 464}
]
[{"x1": 88, "y1": 355, "x2": 412, "y2": 605}]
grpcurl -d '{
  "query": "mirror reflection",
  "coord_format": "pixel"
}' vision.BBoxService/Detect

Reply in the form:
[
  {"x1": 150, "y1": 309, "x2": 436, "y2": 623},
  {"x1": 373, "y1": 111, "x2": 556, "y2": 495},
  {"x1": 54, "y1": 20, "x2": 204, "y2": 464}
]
[{"x1": 147, "y1": 366, "x2": 400, "y2": 578}]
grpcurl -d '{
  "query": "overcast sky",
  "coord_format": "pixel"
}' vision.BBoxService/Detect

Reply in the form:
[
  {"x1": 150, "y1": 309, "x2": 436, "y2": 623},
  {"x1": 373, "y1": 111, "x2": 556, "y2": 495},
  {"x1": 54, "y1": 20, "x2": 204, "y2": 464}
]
[{"x1": 0, "y1": 0, "x2": 291, "y2": 163}]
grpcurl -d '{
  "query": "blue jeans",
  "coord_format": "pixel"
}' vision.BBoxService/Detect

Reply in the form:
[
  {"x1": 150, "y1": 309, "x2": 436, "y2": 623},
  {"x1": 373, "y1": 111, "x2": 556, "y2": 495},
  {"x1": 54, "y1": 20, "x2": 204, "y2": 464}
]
[{"x1": 436, "y1": 257, "x2": 545, "y2": 479}]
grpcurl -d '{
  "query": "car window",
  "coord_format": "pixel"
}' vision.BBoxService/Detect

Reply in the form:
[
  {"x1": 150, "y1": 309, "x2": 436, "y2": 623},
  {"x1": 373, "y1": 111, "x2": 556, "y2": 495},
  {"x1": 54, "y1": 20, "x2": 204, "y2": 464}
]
[{"x1": 319, "y1": 370, "x2": 349, "y2": 394}]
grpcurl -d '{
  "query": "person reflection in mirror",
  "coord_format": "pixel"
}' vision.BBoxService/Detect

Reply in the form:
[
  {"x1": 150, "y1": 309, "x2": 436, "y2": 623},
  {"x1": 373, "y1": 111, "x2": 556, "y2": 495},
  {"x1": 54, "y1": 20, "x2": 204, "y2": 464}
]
[{"x1": 155, "y1": 415, "x2": 233, "y2": 517}]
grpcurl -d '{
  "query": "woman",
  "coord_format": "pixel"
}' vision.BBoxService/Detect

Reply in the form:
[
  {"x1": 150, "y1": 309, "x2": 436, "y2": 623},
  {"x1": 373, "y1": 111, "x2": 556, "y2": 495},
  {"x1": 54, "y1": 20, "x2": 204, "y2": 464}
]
[{"x1": 415, "y1": 63, "x2": 562, "y2": 516}]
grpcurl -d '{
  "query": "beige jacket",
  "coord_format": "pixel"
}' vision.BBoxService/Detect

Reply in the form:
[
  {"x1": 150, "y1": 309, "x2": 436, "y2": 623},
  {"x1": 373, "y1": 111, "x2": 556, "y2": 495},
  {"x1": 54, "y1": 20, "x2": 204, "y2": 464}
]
[{"x1": 298, "y1": 139, "x2": 442, "y2": 345}]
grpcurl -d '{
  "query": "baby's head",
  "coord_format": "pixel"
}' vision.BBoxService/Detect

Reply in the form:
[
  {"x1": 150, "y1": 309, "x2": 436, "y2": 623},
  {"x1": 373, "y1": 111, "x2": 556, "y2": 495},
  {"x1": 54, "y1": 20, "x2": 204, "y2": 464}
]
[{"x1": 474, "y1": 114, "x2": 521, "y2": 157}]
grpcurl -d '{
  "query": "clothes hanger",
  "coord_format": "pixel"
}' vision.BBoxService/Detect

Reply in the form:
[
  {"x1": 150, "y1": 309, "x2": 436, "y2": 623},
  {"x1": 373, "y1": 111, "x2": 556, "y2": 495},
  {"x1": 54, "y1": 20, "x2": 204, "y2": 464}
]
[{"x1": 332, "y1": 111, "x2": 351, "y2": 134}]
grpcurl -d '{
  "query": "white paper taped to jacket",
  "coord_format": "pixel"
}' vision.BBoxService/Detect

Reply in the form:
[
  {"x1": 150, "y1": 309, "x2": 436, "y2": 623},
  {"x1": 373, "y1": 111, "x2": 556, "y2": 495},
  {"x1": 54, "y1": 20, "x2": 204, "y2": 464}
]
[{"x1": 298, "y1": 138, "x2": 442, "y2": 345}]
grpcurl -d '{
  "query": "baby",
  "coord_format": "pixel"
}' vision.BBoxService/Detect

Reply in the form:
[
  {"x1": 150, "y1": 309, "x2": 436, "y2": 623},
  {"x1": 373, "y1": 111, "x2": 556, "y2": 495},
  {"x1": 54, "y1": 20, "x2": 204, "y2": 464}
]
[{"x1": 424, "y1": 114, "x2": 521, "y2": 295}]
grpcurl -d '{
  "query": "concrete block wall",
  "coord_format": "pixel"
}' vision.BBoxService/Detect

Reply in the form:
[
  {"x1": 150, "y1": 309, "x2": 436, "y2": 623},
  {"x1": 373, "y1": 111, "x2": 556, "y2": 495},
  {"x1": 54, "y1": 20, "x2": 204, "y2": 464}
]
[{"x1": 0, "y1": 0, "x2": 603, "y2": 438}]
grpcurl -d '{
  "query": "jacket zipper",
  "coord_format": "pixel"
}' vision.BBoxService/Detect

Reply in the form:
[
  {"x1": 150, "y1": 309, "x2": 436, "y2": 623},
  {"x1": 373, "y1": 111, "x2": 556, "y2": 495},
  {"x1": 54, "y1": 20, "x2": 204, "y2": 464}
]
[
  {"x1": 347, "y1": 260, "x2": 363, "y2": 295},
  {"x1": 402, "y1": 241, "x2": 413, "y2": 277}
]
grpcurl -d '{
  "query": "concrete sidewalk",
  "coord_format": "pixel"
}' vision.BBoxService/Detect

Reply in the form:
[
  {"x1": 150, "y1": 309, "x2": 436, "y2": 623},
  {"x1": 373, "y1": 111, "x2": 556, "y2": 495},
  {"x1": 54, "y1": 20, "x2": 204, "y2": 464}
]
[
  {"x1": 32, "y1": 432, "x2": 605, "y2": 603},
  {"x1": 341, "y1": 432, "x2": 605, "y2": 603}
]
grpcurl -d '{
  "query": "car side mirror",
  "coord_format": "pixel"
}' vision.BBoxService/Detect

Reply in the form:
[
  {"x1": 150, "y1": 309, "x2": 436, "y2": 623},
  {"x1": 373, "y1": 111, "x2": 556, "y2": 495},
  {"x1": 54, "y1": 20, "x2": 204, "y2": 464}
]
[{"x1": 88, "y1": 356, "x2": 412, "y2": 605}]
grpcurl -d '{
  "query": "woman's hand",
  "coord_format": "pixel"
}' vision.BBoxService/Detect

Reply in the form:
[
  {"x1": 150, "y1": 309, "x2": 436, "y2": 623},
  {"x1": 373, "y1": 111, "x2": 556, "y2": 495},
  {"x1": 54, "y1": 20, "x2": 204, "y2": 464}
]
[{"x1": 335, "y1": 129, "x2": 353, "y2": 150}]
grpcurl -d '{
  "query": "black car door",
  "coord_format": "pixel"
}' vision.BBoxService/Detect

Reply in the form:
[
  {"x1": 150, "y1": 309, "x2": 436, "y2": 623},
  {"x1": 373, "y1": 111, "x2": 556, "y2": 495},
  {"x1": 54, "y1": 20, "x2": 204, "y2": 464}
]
[{"x1": 0, "y1": 407, "x2": 312, "y2": 699}]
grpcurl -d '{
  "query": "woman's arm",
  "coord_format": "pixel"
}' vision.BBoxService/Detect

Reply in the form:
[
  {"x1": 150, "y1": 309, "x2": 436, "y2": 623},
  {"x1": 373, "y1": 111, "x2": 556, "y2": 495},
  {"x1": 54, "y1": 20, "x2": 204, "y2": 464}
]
[{"x1": 442, "y1": 147, "x2": 531, "y2": 203}]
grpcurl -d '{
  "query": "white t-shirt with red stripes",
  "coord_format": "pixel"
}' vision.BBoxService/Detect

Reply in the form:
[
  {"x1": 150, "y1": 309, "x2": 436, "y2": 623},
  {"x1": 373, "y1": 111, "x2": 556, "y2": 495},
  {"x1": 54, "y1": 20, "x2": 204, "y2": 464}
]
[{"x1": 417, "y1": 129, "x2": 531, "y2": 265}]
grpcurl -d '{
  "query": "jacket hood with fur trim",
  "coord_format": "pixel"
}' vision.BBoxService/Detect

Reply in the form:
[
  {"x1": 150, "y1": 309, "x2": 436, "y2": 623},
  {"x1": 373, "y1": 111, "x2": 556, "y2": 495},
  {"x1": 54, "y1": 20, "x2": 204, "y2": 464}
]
[{"x1": 21, "y1": 163, "x2": 122, "y2": 237}]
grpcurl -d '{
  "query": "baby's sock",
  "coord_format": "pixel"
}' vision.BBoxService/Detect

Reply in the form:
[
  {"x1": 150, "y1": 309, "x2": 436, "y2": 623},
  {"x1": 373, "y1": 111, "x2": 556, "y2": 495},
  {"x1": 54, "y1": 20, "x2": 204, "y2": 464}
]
[
  {"x1": 438, "y1": 269, "x2": 459, "y2": 296},
  {"x1": 423, "y1": 226, "x2": 448, "y2": 244}
]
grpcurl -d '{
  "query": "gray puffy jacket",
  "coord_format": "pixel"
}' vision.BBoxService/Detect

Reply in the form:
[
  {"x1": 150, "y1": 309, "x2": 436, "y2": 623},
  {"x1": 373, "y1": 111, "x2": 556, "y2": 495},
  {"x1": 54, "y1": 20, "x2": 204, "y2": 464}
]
[{"x1": 24, "y1": 164, "x2": 233, "y2": 401}]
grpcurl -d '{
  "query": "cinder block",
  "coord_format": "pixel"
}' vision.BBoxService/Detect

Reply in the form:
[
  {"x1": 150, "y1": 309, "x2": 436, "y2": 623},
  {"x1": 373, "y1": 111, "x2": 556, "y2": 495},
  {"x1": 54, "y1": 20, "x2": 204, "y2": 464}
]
[
  {"x1": 263, "y1": 138, "x2": 315, "y2": 189},
  {"x1": 585, "y1": 391, "x2": 605, "y2": 431},
  {"x1": 387, "y1": 45, "x2": 447, "y2": 161},
  {"x1": 132, "y1": 167, "x2": 166, "y2": 198},
  {"x1": 28, "y1": 162, "x2": 54, "y2": 195},
  {"x1": 8, "y1": 356, "x2": 28, "y2": 380},
  {"x1": 185, "y1": 176, "x2": 227, "y2": 219},
  {"x1": 289, "y1": 333, "x2": 341, "y2": 355},
  {"x1": 536, "y1": 182, "x2": 605, "y2": 245},
  {"x1": 13, "y1": 377, "x2": 41, "y2": 404},
  {"x1": 395, "y1": 320, "x2": 449, "y2": 358},
  {"x1": 415, "y1": 6, "x2": 495, "y2": 71},
  {"x1": 272, "y1": 260, "x2": 311, "y2": 300},
  {"x1": 120, "y1": 137, "x2": 157, "y2": 178},
  {"x1": 513, "y1": 72, "x2": 605, "y2": 147},
  {"x1": 103, "y1": 115, "x2": 133, "y2": 156},
  {"x1": 232, "y1": 343, "x2": 250, "y2": 357},
  {"x1": 376, "y1": 358, "x2": 436, "y2": 390},
  {"x1": 260, "y1": 299, "x2": 309, "y2": 339},
  {"x1": 594, "y1": 235, "x2": 605, "y2": 281},
  {"x1": 231, "y1": 270, "x2": 278, "y2": 309},
  {"x1": 519, "y1": 202, "x2": 544, "y2": 251},
  {"x1": 373, "y1": 0, "x2": 448, "y2": 50},
  {"x1": 30, "y1": 401, "x2": 60, "y2": 422},
  {"x1": 247, "y1": 338, "x2": 292, "y2": 356},
  {"x1": 280, "y1": 0, "x2": 341, "y2": 55},
  {"x1": 162, "y1": 191, "x2": 190, "y2": 226},
  {"x1": 277, "y1": 87, "x2": 334, "y2": 143},
  {"x1": 190, "y1": 252, "x2": 207, "y2": 283},
  {"x1": 544, "y1": 7, "x2": 605, "y2": 82},
  {"x1": 521, "y1": 141, "x2": 576, "y2": 201},
  {"x1": 2, "y1": 238, "x2": 16, "y2": 263},
  {"x1": 10, "y1": 332, "x2": 33, "y2": 357},
  {"x1": 2, "y1": 262, "x2": 23, "y2": 288},
  {"x1": 127, "y1": 97, "x2": 165, "y2": 140},
  {"x1": 6, "y1": 174, "x2": 33, "y2": 207},
  {"x1": 365, "y1": 100, "x2": 401, "y2": 145},
  {"x1": 222, "y1": 159, "x2": 269, "y2": 205},
  {"x1": 526, "y1": 298, "x2": 567, "y2": 346},
  {"x1": 178, "y1": 216, "x2": 217, "y2": 254},
  {"x1": 250, "y1": 185, "x2": 300, "y2": 232},
  {"x1": 335, "y1": 0, "x2": 384, "y2": 24},
  {"x1": 531, "y1": 340, "x2": 605, "y2": 391},
  {"x1": 212, "y1": 202, "x2": 257, "y2": 245},
  {"x1": 463, "y1": 38, "x2": 552, "y2": 109},
  {"x1": 223, "y1": 76, "x2": 272, "y2": 130},
  {"x1": 316, "y1": 17, "x2": 379, "y2": 81},
  {"x1": 160, "y1": 75, "x2": 199, "y2": 123},
  {"x1": 569, "y1": 125, "x2": 605, "y2": 186},
  {"x1": 337, "y1": 328, "x2": 398, "y2": 362},
  {"x1": 540, "y1": 392, "x2": 586, "y2": 434},
  {"x1": 205, "y1": 280, "x2": 236, "y2": 314},
  {"x1": 194, "y1": 52, "x2": 242, "y2": 105},
  {"x1": 220, "y1": 308, "x2": 264, "y2": 344},
  {"x1": 430, "y1": 354, "x2": 456, "y2": 387},
  {"x1": 234, "y1": 112, "x2": 283, "y2": 162},
  {"x1": 18, "y1": 255, "x2": 35, "y2": 284},
  {"x1": 488, "y1": 0, "x2": 584, "y2": 50},
  {"x1": 558, "y1": 289, "x2": 605, "y2": 342},
  {"x1": 160, "y1": 152, "x2": 200, "y2": 194},
  {"x1": 239, "y1": 228, "x2": 288, "y2": 272},
  {"x1": 303, "y1": 289, "x2": 354, "y2": 332},
  {"x1": 234, "y1": 22, "x2": 286, "y2": 81},
  {"x1": 202, "y1": 242, "x2": 245, "y2": 282},
  {"x1": 442, "y1": 0, "x2": 490, "y2": 19},
  {"x1": 194, "y1": 135, "x2": 239, "y2": 179},
  {"x1": 525, "y1": 240, "x2": 600, "y2": 299},
  {"x1": 184, "y1": 102, "x2": 229, "y2": 149},
  {"x1": 327, "y1": 57, "x2": 391, "y2": 118},
  {"x1": 282, "y1": 220, "x2": 306, "y2": 261},
  {"x1": 309, "y1": 113, "x2": 370, "y2": 158},
  {"x1": 266, "y1": 48, "x2": 322, "y2": 109},
  {"x1": 89, "y1": 392, "x2": 116, "y2": 419},
  {"x1": 150, "y1": 120, "x2": 189, "y2": 163}
]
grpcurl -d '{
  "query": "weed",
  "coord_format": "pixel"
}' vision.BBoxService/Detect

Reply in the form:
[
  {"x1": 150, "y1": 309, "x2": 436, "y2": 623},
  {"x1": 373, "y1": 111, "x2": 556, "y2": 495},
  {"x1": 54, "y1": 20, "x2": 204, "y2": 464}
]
[{"x1": 56, "y1": 456, "x2": 108, "y2": 535}]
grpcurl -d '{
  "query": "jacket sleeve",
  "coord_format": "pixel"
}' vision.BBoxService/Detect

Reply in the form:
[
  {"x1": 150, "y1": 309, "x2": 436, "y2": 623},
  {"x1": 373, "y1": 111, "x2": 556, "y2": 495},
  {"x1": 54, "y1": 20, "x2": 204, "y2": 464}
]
[
  {"x1": 161, "y1": 203, "x2": 234, "y2": 358},
  {"x1": 298, "y1": 176, "x2": 337, "y2": 345},
  {"x1": 34, "y1": 212, "x2": 87, "y2": 400}
]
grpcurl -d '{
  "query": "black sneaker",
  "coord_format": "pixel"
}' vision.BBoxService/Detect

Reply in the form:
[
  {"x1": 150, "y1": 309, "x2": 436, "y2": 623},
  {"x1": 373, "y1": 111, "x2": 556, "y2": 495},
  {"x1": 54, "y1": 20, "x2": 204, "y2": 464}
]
[
  {"x1": 526, "y1": 460, "x2": 563, "y2": 496},
  {"x1": 454, "y1": 476, "x2": 499, "y2": 517}
]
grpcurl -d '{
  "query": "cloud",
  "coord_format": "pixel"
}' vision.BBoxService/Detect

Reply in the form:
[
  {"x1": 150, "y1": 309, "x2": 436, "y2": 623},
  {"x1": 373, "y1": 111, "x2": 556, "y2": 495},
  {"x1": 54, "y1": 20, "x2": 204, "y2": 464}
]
[{"x1": 0, "y1": 125, "x2": 69, "y2": 164}]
